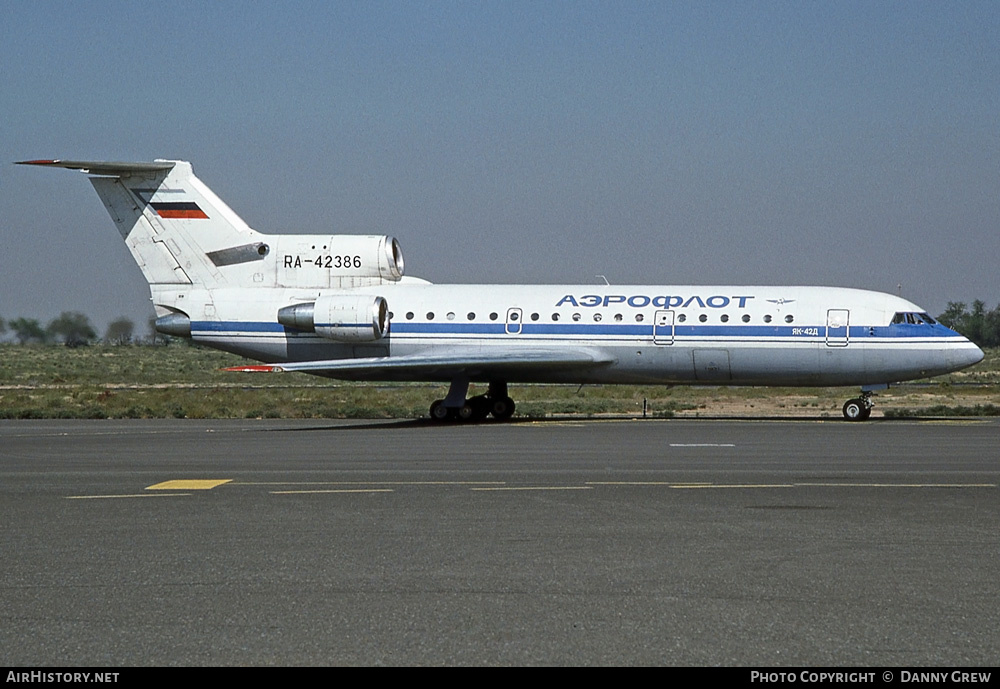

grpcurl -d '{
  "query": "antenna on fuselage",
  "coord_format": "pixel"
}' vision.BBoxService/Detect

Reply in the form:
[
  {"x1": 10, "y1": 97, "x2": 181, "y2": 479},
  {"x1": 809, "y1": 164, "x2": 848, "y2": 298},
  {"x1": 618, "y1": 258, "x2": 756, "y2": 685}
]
[{"x1": 596, "y1": 275, "x2": 610, "y2": 286}]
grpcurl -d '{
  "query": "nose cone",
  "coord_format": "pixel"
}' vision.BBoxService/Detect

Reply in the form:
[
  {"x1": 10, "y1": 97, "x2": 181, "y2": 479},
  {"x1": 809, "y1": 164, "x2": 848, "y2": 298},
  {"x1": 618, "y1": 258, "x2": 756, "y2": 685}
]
[
  {"x1": 947, "y1": 336, "x2": 984, "y2": 372},
  {"x1": 964, "y1": 342, "x2": 986, "y2": 368}
]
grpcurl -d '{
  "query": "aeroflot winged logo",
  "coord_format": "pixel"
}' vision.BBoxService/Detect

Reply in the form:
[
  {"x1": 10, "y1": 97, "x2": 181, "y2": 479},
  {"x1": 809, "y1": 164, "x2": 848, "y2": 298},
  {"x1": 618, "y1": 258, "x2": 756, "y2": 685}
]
[{"x1": 556, "y1": 294, "x2": 756, "y2": 308}]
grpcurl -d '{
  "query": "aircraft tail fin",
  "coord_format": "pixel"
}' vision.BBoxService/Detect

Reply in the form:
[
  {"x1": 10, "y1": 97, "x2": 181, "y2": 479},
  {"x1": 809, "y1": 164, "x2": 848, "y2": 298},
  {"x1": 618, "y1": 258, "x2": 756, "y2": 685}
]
[{"x1": 17, "y1": 159, "x2": 263, "y2": 287}]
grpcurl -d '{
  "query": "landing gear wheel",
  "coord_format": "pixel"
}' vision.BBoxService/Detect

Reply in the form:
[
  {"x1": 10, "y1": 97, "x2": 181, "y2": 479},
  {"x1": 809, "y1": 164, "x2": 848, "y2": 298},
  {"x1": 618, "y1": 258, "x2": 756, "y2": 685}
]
[
  {"x1": 842, "y1": 399, "x2": 870, "y2": 421},
  {"x1": 430, "y1": 400, "x2": 450, "y2": 422},
  {"x1": 456, "y1": 403, "x2": 475, "y2": 421},
  {"x1": 490, "y1": 396, "x2": 516, "y2": 420},
  {"x1": 468, "y1": 395, "x2": 492, "y2": 421}
]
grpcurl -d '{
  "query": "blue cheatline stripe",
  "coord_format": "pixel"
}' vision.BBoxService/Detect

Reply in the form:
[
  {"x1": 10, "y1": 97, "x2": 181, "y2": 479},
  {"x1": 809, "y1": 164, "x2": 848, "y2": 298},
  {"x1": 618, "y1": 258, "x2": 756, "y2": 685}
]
[
  {"x1": 191, "y1": 320, "x2": 967, "y2": 340},
  {"x1": 193, "y1": 321, "x2": 287, "y2": 333}
]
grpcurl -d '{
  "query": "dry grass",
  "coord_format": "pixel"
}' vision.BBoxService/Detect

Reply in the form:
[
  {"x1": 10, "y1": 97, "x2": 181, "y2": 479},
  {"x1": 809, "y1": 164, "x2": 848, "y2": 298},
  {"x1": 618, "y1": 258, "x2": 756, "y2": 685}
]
[{"x1": 1, "y1": 343, "x2": 996, "y2": 420}]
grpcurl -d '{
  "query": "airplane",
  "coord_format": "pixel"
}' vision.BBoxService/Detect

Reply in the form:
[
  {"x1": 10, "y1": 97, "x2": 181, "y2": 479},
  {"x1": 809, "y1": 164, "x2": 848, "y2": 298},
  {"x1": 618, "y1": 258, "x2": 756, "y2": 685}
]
[{"x1": 18, "y1": 158, "x2": 984, "y2": 422}]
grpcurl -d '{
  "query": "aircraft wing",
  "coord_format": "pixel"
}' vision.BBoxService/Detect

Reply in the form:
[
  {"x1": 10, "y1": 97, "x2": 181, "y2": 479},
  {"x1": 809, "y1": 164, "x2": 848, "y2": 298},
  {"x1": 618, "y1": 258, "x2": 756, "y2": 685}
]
[{"x1": 225, "y1": 347, "x2": 613, "y2": 380}]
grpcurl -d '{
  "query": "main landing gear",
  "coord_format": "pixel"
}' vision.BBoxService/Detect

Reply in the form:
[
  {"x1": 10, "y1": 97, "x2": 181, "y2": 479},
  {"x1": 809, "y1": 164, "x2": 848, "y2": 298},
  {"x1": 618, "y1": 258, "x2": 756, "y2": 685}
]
[
  {"x1": 842, "y1": 389, "x2": 876, "y2": 421},
  {"x1": 429, "y1": 378, "x2": 516, "y2": 423}
]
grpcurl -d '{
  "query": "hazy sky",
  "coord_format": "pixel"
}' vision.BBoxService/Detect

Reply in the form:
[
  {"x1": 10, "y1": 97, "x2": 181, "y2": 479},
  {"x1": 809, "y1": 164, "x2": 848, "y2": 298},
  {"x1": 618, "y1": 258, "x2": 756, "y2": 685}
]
[{"x1": 2, "y1": 1, "x2": 998, "y2": 334}]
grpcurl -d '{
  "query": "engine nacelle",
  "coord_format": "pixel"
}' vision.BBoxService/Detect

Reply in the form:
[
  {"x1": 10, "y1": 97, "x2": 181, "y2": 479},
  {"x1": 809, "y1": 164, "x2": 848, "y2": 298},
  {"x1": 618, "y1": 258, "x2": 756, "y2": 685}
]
[
  {"x1": 278, "y1": 294, "x2": 388, "y2": 342},
  {"x1": 276, "y1": 235, "x2": 404, "y2": 285}
]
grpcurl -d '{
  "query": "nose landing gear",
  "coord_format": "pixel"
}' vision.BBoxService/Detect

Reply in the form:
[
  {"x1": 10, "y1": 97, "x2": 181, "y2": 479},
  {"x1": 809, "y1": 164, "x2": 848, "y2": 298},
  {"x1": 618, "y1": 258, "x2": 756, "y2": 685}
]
[{"x1": 843, "y1": 388, "x2": 878, "y2": 421}]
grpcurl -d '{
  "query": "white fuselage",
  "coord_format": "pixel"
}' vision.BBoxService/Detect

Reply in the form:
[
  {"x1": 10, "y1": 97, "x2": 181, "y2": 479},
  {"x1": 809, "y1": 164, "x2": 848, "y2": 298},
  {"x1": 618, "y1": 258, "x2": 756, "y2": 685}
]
[
  {"x1": 180, "y1": 281, "x2": 983, "y2": 387},
  {"x1": 21, "y1": 158, "x2": 983, "y2": 403}
]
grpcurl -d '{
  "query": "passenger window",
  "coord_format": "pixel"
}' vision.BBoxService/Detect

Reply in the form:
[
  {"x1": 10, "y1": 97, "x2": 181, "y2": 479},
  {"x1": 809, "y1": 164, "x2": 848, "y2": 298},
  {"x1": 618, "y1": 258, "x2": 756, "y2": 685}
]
[
  {"x1": 427, "y1": 312, "x2": 435, "y2": 320},
  {"x1": 531, "y1": 313, "x2": 539, "y2": 321},
  {"x1": 720, "y1": 314, "x2": 729, "y2": 323},
  {"x1": 467, "y1": 312, "x2": 475, "y2": 320},
  {"x1": 763, "y1": 314, "x2": 772, "y2": 323},
  {"x1": 636, "y1": 314, "x2": 644, "y2": 323},
  {"x1": 614, "y1": 314, "x2": 623, "y2": 322},
  {"x1": 552, "y1": 313, "x2": 560, "y2": 321},
  {"x1": 742, "y1": 314, "x2": 751, "y2": 323},
  {"x1": 594, "y1": 313, "x2": 602, "y2": 322},
  {"x1": 785, "y1": 315, "x2": 794, "y2": 323},
  {"x1": 406, "y1": 312, "x2": 414, "y2": 320},
  {"x1": 699, "y1": 314, "x2": 707, "y2": 323},
  {"x1": 572, "y1": 313, "x2": 581, "y2": 321},
  {"x1": 446, "y1": 312, "x2": 455, "y2": 320},
  {"x1": 677, "y1": 313, "x2": 686, "y2": 323},
  {"x1": 489, "y1": 312, "x2": 498, "y2": 321}
]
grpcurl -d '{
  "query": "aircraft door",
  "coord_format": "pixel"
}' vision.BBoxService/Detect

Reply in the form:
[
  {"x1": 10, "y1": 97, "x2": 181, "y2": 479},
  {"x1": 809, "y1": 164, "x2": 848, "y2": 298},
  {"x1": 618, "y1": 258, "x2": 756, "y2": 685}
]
[
  {"x1": 653, "y1": 310, "x2": 674, "y2": 345},
  {"x1": 505, "y1": 307, "x2": 523, "y2": 335},
  {"x1": 826, "y1": 309, "x2": 849, "y2": 347}
]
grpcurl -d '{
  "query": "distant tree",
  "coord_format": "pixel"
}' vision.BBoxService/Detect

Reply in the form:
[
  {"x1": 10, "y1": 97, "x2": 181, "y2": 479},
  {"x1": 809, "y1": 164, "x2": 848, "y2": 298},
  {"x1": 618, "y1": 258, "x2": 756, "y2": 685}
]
[
  {"x1": 104, "y1": 318, "x2": 135, "y2": 345},
  {"x1": 9, "y1": 317, "x2": 50, "y2": 344},
  {"x1": 0, "y1": 317, "x2": 6, "y2": 337},
  {"x1": 986, "y1": 306, "x2": 1000, "y2": 349},
  {"x1": 937, "y1": 301, "x2": 1000, "y2": 348},
  {"x1": 148, "y1": 317, "x2": 167, "y2": 345},
  {"x1": 937, "y1": 302, "x2": 968, "y2": 330},
  {"x1": 47, "y1": 312, "x2": 97, "y2": 347}
]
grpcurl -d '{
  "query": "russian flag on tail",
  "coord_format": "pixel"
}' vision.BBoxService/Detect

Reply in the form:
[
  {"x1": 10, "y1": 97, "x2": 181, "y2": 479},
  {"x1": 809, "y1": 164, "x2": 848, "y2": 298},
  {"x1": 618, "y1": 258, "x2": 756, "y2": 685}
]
[{"x1": 150, "y1": 201, "x2": 209, "y2": 219}]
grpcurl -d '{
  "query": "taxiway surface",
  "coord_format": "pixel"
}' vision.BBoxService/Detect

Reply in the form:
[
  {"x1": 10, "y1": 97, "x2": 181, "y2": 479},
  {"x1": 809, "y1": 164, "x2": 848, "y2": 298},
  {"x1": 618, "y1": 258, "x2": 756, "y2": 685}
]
[{"x1": 2, "y1": 418, "x2": 998, "y2": 665}]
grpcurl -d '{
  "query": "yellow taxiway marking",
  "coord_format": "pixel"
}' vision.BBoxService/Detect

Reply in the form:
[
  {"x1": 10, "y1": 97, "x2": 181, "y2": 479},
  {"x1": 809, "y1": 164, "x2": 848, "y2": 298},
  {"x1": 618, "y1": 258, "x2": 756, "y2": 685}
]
[
  {"x1": 795, "y1": 482, "x2": 996, "y2": 488},
  {"x1": 146, "y1": 479, "x2": 233, "y2": 490},
  {"x1": 239, "y1": 481, "x2": 505, "y2": 486},
  {"x1": 588, "y1": 481, "x2": 713, "y2": 486},
  {"x1": 271, "y1": 488, "x2": 395, "y2": 495},
  {"x1": 672, "y1": 484, "x2": 796, "y2": 489},
  {"x1": 471, "y1": 486, "x2": 593, "y2": 492},
  {"x1": 66, "y1": 493, "x2": 192, "y2": 500},
  {"x1": 591, "y1": 481, "x2": 995, "y2": 489}
]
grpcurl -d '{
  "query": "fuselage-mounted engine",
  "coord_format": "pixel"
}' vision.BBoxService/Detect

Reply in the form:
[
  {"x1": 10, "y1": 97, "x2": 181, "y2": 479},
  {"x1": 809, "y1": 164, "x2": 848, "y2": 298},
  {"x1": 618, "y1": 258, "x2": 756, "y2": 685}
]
[
  {"x1": 275, "y1": 235, "x2": 404, "y2": 288},
  {"x1": 278, "y1": 294, "x2": 388, "y2": 342}
]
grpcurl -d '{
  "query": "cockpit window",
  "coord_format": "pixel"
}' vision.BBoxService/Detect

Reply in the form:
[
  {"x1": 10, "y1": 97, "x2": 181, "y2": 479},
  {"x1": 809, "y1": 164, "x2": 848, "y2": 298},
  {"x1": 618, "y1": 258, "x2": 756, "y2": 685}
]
[{"x1": 892, "y1": 311, "x2": 937, "y2": 325}]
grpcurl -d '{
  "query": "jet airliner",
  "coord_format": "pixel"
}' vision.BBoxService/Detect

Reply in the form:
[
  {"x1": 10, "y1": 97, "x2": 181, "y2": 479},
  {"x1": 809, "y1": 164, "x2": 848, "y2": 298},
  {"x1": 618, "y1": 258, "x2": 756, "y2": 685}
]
[{"x1": 18, "y1": 159, "x2": 984, "y2": 421}]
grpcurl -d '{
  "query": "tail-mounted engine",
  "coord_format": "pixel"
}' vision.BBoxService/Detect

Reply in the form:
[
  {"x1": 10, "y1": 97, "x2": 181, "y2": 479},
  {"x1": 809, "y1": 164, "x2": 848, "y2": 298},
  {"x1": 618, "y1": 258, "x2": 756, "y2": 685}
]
[
  {"x1": 276, "y1": 235, "x2": 404, "y2": 288},
  {"x1": 278, "y1": 294, "x2": 388, "y2": 342}
]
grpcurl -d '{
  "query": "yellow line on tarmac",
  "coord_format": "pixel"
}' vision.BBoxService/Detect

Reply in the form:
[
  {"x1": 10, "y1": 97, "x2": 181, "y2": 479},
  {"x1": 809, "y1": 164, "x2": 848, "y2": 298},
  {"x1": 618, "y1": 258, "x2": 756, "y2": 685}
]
[
  {"x1": 671, "y1": 484, "x2": 796, "y2": 489},
  {"x1": 271, "y1": 488, "x2": 395, "y2": 495},
  {"x1": 588, "y1": 481, "x2": 714, "y2": 486},
  {"x1": 795, "y1": 482, "x2": 996, "y2": 488},
  {"x1": 66, "y1": 493, "x2": 192, "y2": 499},
  {"x1": 146, "y1": 479, "x2": 232, "y2": 490},
  {"x1": 471, "y1": 486, "x2": 593, "y2": 492},
  {"x1": 239, "y1": 481, "x2": 506, "y2": 486},
  {"x1": 592, "y1": 482, "x2": 996, "y2": 490}
]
